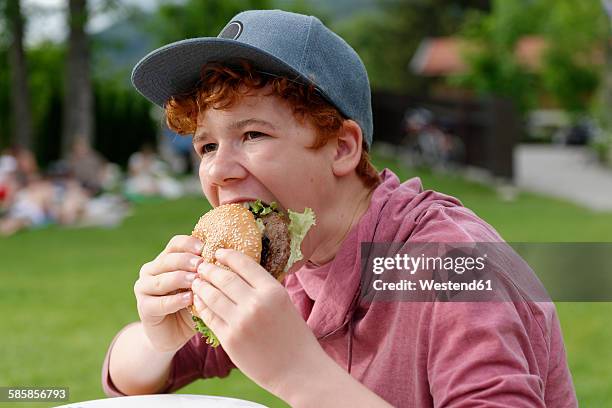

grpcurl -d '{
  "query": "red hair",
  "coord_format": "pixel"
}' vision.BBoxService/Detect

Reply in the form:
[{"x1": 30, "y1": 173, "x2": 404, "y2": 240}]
[{"x1": 165, "y1": 60, "x2": 381, "y2": 188}]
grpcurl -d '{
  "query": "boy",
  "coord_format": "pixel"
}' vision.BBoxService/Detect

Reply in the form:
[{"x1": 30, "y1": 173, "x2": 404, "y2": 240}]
[{"x1": 102, "y1": 10, "x2": 577, "y2": 407}]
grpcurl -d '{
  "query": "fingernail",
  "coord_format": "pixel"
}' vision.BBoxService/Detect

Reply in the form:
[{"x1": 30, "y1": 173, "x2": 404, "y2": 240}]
[
  {"x1": 195, "y1": 242, "x2": 204, "y2": 253},
  {"x1": 215, "y1": 248, "x2": 226, "y2": 258},
  {"x1": 185, "y1": 273, "x2": 196, "y2": 283},
  {"x1": 182, "y1": 292, "x2": 192, "y2": 302}
]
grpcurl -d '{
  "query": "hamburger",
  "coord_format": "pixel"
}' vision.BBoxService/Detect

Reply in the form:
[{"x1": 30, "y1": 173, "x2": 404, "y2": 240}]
[{"x1": 189, "y1": 200, "x2": 316, "y2": 346}]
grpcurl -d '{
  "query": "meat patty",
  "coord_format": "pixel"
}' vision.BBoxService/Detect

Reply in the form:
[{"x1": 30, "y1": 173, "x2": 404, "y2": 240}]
[{"x1": 259, "y1": 211, "x2": 291, "y2": 279}]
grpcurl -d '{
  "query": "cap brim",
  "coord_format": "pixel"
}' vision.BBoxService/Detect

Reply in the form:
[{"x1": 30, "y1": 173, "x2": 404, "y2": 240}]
[{"x1": 131, "y1": 37, "x2": 307, "y2": 108}]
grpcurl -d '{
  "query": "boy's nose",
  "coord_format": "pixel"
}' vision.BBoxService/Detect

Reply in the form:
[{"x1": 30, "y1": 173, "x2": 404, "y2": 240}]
[{"x1": 205, "y1": 144, "x2": 248, "y2": 186}]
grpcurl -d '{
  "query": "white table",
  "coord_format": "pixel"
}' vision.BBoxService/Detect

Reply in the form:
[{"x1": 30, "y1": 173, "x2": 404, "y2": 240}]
[{"x1": 55, "y1": 394, "x2": 269, "y2": 408}]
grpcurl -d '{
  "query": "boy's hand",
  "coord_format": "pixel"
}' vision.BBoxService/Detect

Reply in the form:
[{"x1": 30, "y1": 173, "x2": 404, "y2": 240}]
[
  {"x1": 134, "y1": 235, "x2": 203, "y2": 353},
  {"x1": 191, "y1": 248, "x2": 328, "y2": 396}
]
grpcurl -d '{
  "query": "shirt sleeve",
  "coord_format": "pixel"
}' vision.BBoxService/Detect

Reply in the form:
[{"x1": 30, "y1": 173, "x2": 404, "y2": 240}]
[
  {"x1": 425, "y1": 301, "x2": 551, "y2": 407},
  {"x1": 101, "y1": 322, "x2": 235, "y2": 397}
]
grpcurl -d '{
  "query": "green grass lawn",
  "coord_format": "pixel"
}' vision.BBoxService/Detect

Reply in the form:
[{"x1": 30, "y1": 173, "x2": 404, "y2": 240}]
[{"x1": 0, "y1": 153, "x2": 610, "y2": 407}]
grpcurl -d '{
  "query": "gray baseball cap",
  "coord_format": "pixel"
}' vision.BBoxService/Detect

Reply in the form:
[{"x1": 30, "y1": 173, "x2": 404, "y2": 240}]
[{"x1": 131, "y1": 9, "x2": 374, "y2": 147}]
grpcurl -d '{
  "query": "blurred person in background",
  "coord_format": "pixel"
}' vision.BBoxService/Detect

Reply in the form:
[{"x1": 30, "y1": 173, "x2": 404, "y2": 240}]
[
  {"x1": 0, "y1": 168, "x2": 91, "y2": 237},
  {"x1": 0, "y1": 177, "x2": 55, "y2": 236},
  {"x1": 13, "y1": 145, "x2": 40, "y2": 186},
  {"x1": 159, "y1": 126, "x2": 199, "y2": 175},
  {"x1": 0, "y1": 148, "x2": 19, "y2": 215},
  {"x1": 402, "y1": 108, "x2": 464, "y2": 169},
  {"x1": 125, "y1": 142, "x2": 183, "y2": 199},
  {"x1": 67, "y1": 137, "x2": 107, "y2": 195},
  {"x1": 0, "y1": 149, "x2": 122, "y2": 236},
  {"x1": 0, "y1": 146, "x2": 49, "y2": 236},
  {"x1": 46, "y1": 161, "x2": 92, "y2": 226},
  {"x1": 0, "y1": 136, "x2": 134, "y2": 236}
]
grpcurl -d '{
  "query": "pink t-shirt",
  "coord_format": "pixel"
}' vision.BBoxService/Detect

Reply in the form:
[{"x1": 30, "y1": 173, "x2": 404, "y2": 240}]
[{"x1": 102, "y1": 168, "x2": 577, "y2": 407}]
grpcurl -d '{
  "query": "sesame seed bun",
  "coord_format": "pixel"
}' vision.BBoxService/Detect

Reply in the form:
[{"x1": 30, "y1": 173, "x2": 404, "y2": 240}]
[
  {"x1": 192, "y1": 203, "x2": 262, "y2": 265},
  {"x1": 188, "y1": 203, "x2": 262, "y2": 315}
]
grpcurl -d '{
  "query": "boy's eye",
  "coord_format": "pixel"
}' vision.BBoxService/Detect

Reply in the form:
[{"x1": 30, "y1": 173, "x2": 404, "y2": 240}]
[
  {"x1": 197, "y1": 132, "x2": 265, "y2": 155},
  {"x1": 200, "y1": 143, "x2": 217, "y2": 154},
  {"x1": 245, "y1": 131, "x2": 265, "y2": 140}
]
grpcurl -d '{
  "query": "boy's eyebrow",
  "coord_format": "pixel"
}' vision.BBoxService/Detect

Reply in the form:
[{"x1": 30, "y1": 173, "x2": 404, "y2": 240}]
[
  {"x1": 230, "y1": 118, "x2": 277, "y2": 131},
  {"x1": 193, "y1": 118, "x2": 277, "y2": 144}
]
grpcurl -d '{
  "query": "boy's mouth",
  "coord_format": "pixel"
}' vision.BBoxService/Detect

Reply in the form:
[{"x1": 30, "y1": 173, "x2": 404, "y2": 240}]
[
  {"x1": 220, "y1": 197, "x2": 284, "y2": 212},
  {"x1": 220, "y1": 197, "x2": 259, "y2": 206}
]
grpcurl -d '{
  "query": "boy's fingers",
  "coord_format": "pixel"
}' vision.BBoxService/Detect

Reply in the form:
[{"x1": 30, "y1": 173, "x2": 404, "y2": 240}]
[
  {"x1": 214, "y1": 248, "x2": 273, "y2": 288},
  {"x1": 194, "y1": 293, "x2": 226, "y2": 334},
  {"x1": 135, "y1": 271, "x2": 197, "y2": 296},
  {"x1": 197, "y1": 262, "x2": 251, "y2": 303},
  {"x1": 163, "y1": 235, "x2": 204, "y2": 255},
  {"x1": 141, "y1": 253, "x2": 203, "y2": 277},
  {"x1": 192, "y1": 278, "x2": 236, "y2": 317},
  {"x1": 139, "y1": 291, "x2": 193, "y2": 320}
]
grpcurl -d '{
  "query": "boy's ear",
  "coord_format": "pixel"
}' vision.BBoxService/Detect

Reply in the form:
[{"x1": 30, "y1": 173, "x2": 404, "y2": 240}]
[{"x1": 331, "y1": 119, "x2": 363, "y2": 177}]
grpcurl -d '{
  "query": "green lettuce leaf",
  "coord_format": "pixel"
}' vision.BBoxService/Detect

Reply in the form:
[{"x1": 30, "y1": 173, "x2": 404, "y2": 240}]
[
  {"x1": 248, "y1": 199, "x2": 277, "y2": 216},
  {"x1": 285, "y1": 207, "x2": 316, "y2": 273},
  {"x1": 192, "y1": 315, "x2": 220, "y2": 347}
]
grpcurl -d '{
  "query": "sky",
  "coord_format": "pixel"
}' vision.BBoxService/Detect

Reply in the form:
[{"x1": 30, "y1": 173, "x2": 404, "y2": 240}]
[{"x1": 22, "y1": 0, "x2": 162, "y2": 46}]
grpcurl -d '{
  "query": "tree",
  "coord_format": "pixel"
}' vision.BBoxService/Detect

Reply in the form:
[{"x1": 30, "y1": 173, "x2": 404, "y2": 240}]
[
  {"x1": 540, "y1": 0, "x2": 605, "y2": 114},
  {"x1": 62, "y1": 0, "x2": 94, "y2": 157},
  {"x1": 150, "y1": 0, "x2": 274, "y2": 45},
  {"x1": 594, "y1": 0, "x2": 612, "y2": 163},
  {"x1": 3, "y1": 0, "x2": 33, "y2": 149},
  {"x1": 453, "y1": 0, "x2": 545, "y2": 113},
  {"x1": 333, "y1": 0, "x2": 489, "y2": 91},
  {"x1": 455, "y1": 0, "x2": 607, "y2": 115},
  {"x1": 600, "y1": 0, "x2": 612, "y2": 129},
  {"x1": 28, "y1": 42, "x2": 66, "y2": 166}
]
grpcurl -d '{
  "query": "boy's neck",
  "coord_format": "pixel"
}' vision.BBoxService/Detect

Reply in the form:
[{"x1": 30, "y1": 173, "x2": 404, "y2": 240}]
[{"x1": 308, "y1": 177, "x2": 375, "y2": 267}]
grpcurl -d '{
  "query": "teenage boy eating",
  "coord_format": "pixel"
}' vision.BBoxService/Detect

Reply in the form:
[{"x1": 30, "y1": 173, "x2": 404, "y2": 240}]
[{"x1": 102, "y1": 9, "x2": 577, "y2": 407}]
